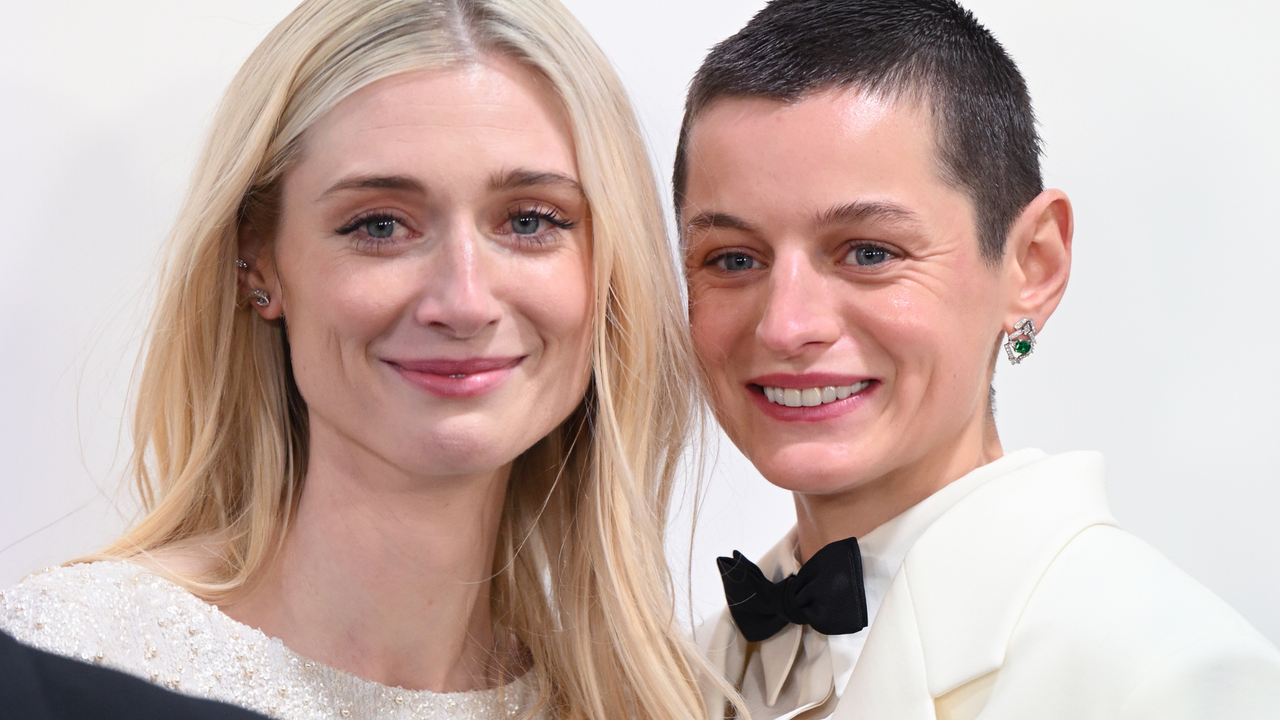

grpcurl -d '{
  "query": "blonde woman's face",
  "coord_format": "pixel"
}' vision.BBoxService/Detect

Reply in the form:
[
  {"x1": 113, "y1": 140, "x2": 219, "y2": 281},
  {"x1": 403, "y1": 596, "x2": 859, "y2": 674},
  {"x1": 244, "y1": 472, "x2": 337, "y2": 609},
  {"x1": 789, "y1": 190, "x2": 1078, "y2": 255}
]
[{"x1": 252, "y1": 58, "x2": 593, "y2": 480}]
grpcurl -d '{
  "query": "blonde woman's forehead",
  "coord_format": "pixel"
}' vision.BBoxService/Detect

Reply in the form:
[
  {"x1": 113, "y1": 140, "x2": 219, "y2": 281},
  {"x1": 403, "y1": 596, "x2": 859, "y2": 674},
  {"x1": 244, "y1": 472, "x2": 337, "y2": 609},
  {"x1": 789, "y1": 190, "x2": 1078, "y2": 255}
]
[{"x1": 292, "y1": 60, "x2": 580, "y2": 198}]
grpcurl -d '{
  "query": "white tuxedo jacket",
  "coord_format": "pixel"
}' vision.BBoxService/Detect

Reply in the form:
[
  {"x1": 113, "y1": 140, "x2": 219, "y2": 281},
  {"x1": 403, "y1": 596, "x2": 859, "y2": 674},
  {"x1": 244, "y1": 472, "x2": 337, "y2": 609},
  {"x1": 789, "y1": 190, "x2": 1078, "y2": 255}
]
[{"x1": 702, "y1": 452, "x2": 1280, "y2": 719}]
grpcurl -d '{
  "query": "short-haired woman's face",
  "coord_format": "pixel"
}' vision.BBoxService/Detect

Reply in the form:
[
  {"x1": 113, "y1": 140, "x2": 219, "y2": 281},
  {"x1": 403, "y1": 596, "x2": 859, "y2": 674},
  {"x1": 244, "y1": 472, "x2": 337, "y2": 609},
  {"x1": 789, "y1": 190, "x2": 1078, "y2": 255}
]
[
  {"x1": 250, "y1": 58, "x2": 593, "y2": 479},
  {"x1": 682, "y1": 90, "x2": 1008, "y2": 497}
]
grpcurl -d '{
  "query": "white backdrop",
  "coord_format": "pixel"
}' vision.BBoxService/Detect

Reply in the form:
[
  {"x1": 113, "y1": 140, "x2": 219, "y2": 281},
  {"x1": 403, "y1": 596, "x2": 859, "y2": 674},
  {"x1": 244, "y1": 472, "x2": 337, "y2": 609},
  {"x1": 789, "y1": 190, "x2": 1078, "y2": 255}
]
[{"x1": 1, "y1": 1, "x2": 1277, "y2": 644}]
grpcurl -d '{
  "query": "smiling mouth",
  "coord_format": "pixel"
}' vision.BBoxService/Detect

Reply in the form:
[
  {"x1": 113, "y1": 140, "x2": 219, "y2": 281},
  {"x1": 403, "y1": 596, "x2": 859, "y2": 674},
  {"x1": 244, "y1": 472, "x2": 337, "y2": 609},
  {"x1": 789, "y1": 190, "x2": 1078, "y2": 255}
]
[
  {"x1": 385, "y1": 356, "x2": 525, "y2": 398},
  {"x1": 389, "y1": 357, "x2": 524, "y2": 375},
  {"x1": 759, "y1": 381, "x2": 872, "y2": 407}
]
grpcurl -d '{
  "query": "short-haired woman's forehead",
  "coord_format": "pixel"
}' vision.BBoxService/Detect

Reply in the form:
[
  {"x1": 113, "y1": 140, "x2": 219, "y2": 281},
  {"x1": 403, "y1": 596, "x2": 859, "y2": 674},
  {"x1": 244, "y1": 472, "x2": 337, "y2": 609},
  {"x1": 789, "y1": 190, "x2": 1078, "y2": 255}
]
[
  {"x1": 674, "y1": 0, "x2": 1041, "y2": 264},
  {"x1": 679, "y1": 90, "x2": 978, "y2": 253}
]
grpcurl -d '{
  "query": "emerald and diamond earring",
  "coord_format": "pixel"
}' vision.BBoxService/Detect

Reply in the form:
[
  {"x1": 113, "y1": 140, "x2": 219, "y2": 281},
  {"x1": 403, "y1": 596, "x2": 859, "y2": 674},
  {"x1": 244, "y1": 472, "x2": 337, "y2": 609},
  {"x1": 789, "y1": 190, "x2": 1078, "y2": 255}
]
[{"x1": 1004, "y1": 317, "x2": 1036, "y2": 365}]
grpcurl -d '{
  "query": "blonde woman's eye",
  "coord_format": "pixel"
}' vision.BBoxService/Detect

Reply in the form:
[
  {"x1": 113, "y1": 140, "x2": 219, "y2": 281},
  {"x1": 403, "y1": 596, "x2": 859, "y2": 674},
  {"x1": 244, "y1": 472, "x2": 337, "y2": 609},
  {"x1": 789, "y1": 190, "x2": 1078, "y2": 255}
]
[
  {"x1": 511, "y1": 214, "x2": 545, "y2": 235},
  {"x1": 335, "y1": 211, "x2": 417, "y2": 254},
  {"x1": 365, "y1": 217, "x2": 397, "y2": 238},
  {"x1": 336, "y1": 212, "x2": 407, "y2": 239},
  {"x1": 502, "y1": 206, "x2": 574, "y2": 247}
]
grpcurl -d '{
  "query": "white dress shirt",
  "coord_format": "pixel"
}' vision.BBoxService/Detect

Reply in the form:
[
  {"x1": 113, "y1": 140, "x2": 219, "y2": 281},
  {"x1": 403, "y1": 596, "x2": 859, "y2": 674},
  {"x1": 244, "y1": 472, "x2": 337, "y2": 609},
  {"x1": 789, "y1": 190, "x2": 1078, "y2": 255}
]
[{"x1": 736, "y1": 449, "x2": 1047, "y2": 720}]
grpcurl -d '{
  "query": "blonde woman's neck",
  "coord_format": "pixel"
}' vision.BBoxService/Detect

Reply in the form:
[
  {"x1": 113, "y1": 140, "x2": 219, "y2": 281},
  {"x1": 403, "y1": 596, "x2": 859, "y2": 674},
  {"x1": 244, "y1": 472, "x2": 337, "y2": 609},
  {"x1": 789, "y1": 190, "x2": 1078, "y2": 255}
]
[{"x1": 216, "y1": 420, "x2": 521, "y2": 693}]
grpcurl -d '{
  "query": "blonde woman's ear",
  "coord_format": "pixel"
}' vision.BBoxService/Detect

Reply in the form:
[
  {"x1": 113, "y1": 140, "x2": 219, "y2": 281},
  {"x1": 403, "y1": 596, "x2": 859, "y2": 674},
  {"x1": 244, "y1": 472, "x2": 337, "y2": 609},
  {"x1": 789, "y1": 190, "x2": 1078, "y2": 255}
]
[{"x1": 237, "y1": 223, "x2": 284, "y2": 320}]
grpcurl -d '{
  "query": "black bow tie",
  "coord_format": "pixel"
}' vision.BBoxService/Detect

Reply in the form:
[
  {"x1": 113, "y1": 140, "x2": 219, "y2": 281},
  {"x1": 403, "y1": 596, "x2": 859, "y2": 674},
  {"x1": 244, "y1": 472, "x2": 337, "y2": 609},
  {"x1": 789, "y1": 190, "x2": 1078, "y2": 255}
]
[{"x1": 717, "y1": 536, "x2": 869, "y2": 643}]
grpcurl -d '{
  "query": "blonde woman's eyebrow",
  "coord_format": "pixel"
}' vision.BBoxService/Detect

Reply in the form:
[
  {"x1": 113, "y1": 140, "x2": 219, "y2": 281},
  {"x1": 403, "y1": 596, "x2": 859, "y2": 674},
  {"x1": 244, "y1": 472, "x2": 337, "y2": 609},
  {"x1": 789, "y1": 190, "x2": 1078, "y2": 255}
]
[
  {"x1": 315, "y1": 170, "x2": 584, "y2": 203},
  {"x1": 489, "y1": 168, "x2": 585, "y2": 197},
  {"x1": 316, "y1": 174, "x2": 426, "y2": 201}
]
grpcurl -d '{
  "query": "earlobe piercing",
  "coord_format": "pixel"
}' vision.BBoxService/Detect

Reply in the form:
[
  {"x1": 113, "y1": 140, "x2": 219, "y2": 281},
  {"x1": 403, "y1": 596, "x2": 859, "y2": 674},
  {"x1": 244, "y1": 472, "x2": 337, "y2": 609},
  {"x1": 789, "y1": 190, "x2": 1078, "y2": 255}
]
[
  {"x1": 1004, "y1": 317, "x2": 1036, "y2": 365},
  {"x1": 239, "y1": 261, "x2": 270, "y2": 309}
]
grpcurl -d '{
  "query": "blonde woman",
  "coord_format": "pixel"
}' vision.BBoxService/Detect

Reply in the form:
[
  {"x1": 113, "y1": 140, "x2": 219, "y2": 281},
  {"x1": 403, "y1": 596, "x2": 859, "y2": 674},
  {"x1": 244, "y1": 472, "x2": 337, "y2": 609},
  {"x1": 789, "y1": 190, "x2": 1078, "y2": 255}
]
[{"x1": 0, "y1": 1, "x2": 720, "y2": 718}]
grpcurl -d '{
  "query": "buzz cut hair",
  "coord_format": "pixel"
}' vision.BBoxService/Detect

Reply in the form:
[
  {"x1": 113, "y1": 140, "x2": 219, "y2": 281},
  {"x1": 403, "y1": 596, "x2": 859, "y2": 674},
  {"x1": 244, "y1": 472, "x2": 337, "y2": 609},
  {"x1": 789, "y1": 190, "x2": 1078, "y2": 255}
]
[{"x1": 673, "y1": 0, "x2": 1043, "y2": 265}]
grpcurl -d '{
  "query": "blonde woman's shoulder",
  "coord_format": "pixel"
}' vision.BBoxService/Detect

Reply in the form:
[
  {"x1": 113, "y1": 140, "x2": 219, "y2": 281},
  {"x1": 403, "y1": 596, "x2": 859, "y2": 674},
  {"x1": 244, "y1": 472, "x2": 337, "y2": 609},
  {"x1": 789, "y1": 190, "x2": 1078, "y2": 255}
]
[{"x1": 0, "y1": 560, "x2": 222, "y2": 680}]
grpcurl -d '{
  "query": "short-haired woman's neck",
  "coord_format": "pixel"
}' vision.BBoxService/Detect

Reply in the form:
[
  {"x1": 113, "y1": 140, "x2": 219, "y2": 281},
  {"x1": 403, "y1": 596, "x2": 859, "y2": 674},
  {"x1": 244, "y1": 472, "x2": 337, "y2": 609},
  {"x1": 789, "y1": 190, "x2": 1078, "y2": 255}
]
[
  {"x1": 219, "y1": 421, "x2": 522, "y2": 693},
  {"x1": 794, "y1": 410, "x2": 1004, "y2": 564}
]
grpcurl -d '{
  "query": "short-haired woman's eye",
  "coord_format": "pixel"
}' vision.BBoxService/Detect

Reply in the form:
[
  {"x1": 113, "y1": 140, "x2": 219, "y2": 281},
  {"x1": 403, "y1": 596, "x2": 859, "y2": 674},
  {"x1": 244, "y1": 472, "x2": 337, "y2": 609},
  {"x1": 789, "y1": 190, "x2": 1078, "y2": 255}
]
[
  {"x1": 846, "y1": 245, "x2": 891, "y2": 266},
  {"x1": 713, "y1": 252, "x2": 757, "y2": 271}
]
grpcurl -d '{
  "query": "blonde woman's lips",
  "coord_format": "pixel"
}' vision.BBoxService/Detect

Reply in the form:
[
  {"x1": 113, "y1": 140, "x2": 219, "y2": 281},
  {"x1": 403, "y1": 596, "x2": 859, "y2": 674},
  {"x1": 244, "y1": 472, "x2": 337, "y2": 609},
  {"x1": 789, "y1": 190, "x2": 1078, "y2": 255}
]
[{"x1": 386, "y1": 356, "x2": 524, "y2": 398}]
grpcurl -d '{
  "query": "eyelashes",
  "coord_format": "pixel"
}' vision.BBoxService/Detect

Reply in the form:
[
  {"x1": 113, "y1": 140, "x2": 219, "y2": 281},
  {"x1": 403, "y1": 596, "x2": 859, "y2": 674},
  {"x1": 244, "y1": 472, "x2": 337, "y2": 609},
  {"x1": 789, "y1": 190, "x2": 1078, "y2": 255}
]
[
  {"x1": 335, "y1": 211, "x2": 413, "y2": 253},
  {"x1": 502, "y1": 204, "x2": 575, "y2": 247},
  {"x1": 335, "y1": 212, "x2": 399, "y2": 236},
  {"x1": 334, "y1": 205, "x2": 577, "y2": 254}
]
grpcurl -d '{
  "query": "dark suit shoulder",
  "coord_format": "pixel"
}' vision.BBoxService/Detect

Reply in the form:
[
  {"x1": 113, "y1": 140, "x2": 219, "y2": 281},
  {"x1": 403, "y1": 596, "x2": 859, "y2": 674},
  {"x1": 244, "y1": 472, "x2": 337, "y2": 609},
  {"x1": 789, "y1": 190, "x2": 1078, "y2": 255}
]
[{"x1": 1, "y1": 630, "x2": 267, "y2": 720}]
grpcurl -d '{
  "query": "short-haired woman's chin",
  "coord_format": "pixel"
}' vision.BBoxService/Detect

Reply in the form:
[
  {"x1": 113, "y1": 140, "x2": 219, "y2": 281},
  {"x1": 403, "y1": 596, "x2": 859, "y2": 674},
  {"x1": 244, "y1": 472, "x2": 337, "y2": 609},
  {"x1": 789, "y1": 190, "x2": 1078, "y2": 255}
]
[{"x1": 0, "y1": 2, "x2": 716, "y2": 719}]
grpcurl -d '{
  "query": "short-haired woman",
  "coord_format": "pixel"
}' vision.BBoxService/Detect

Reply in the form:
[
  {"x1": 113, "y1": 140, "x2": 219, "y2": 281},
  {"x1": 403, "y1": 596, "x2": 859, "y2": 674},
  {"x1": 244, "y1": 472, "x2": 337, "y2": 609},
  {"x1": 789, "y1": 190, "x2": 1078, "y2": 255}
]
[{"x1": 679, "y1": 0, "x2": 1280, "y2": 717}]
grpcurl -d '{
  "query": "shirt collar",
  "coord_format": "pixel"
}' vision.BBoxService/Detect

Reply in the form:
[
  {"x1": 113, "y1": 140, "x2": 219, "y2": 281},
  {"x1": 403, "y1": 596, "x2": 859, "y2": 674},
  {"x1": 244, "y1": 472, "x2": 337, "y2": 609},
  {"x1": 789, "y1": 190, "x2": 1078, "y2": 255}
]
[
  {"x1": 753, "y1": 528, "x2": 806, "y2": 706},
  {"x1": 753, "y1": 449, "x2": 1048, "y2": 706}
]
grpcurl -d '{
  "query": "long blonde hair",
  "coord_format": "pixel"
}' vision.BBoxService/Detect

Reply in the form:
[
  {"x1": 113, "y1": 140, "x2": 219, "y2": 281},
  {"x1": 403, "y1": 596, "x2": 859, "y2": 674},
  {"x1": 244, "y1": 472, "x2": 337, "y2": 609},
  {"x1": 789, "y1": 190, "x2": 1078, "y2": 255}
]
[{"x1": 98, "y1": 1, "x2": 719, "y2": 718}]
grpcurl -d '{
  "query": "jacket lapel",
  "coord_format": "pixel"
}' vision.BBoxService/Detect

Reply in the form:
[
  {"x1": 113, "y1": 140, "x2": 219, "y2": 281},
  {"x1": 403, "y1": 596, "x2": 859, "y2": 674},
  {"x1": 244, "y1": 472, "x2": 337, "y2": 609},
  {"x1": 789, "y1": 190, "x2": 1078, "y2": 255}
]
[
  {"x1": 834, "y1": 568, "x2": 937, "y2": 720},
  {"x1": 834, "y1": 451, "x2": 1117, "y2": 718}
]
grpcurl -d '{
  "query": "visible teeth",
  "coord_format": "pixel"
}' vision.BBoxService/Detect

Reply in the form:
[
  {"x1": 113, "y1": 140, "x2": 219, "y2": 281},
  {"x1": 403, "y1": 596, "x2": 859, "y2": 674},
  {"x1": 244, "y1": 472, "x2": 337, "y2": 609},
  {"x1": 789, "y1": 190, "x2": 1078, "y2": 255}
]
[{"x1": 762, "y1": 381, "x2": 870, "y2": 407}]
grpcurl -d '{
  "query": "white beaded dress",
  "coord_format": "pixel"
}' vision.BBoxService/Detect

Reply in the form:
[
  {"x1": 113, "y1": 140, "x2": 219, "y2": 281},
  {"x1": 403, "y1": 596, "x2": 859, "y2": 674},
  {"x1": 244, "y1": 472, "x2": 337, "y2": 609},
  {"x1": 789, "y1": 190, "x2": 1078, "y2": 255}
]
[{"x1": 0, "y1": 562, "x2": 546, "y2": 720}]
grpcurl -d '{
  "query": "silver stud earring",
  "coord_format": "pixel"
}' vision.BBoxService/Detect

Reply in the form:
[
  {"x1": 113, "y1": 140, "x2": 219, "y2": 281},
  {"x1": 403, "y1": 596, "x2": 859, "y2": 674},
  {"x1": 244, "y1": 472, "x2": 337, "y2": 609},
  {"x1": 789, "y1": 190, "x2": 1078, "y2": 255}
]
[
  {"x1": 235, "y1": 259, "x2": 249, "y2": 269},
  {"x1": 1004, "y1": 317, "x2": 1036, "y2": 365},
  {"x1": 250, "y1": 289, "x2": 270, "y2": 307}
]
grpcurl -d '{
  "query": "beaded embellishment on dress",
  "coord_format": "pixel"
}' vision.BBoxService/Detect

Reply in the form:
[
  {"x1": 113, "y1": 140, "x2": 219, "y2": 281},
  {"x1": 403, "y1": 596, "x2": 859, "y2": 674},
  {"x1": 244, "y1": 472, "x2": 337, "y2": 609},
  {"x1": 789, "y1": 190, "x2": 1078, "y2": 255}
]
[{"x1": 0, "y1": 562, "x2": 544, "y2": 720}]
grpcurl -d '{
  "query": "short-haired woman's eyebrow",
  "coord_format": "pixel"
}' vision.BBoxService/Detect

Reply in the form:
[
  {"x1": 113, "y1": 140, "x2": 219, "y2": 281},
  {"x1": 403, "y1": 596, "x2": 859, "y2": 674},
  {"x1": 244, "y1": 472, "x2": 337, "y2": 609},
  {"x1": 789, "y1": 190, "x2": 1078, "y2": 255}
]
[
  {"x1": 683, "y1": 211, "x2": 758, "y2": 235},
  {"x1": 316, "y1": 174, "x2": 426, "y2": 202},
  {"x1": 814, "y1": 201, "x2": 921, "y2": 229},
  {"x1": 489, "y1": 168, "x2": 585, "y2": 198}
]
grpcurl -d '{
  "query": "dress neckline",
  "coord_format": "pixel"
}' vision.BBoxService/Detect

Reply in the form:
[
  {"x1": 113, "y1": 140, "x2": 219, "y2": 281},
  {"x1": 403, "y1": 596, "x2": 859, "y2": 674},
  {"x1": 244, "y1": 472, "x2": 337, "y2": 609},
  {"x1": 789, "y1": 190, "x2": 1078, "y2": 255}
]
[
  {"x1": 4, "y1": 560, "x2": 544, "y2": 718},
  {"x1": 113, "y1": 560, "x2": 538, "y2": 706}
]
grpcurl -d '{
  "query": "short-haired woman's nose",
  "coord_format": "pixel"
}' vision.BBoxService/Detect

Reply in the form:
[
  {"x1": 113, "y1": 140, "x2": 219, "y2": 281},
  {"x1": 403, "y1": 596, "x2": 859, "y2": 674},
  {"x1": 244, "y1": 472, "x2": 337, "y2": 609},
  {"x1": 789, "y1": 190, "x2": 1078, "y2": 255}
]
[{"x1": 755, "y1": 254, "x2": 839, "y2": 356}]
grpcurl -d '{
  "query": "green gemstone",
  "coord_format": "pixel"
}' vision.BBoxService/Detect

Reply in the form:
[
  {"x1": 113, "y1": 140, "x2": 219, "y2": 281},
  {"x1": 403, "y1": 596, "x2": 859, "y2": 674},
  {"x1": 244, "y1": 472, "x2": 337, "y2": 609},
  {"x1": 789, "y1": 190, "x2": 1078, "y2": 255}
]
[{"x1": 1014, "y1": 340, "x2": 1032, "y2": 355}]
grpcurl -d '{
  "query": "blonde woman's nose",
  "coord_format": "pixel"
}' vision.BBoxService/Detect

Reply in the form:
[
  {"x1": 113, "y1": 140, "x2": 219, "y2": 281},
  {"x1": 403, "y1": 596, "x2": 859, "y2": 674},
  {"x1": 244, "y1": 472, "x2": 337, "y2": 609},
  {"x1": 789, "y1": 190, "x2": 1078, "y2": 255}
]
[{"x1": 413, "y1": 226, "x2": 503, "y2": 338}]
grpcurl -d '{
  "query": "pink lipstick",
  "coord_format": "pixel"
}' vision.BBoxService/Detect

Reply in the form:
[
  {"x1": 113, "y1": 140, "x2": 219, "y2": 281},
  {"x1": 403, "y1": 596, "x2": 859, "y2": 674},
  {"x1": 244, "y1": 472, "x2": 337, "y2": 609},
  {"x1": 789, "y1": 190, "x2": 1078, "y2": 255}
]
[{"x1": 386, "y1": 356, "x2": 524, "y2": 398}]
